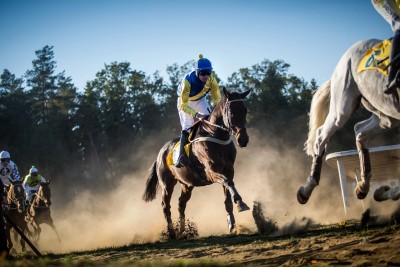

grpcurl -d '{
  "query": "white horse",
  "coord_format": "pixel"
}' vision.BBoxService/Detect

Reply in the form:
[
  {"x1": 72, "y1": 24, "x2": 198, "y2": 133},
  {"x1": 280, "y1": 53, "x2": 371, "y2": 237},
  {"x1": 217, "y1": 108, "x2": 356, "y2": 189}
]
[{"x1": 297, "y1": 38, "x2": 400, "y2": 204}]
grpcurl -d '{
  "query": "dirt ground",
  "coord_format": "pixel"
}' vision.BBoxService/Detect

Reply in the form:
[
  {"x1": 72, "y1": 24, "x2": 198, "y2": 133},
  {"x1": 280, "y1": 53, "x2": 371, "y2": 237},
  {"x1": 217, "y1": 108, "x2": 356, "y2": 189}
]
[
  {"x1": 56, "y1": 224, "x2": 400, "y2": 266},
  {"x1": 18, "y1": 213, "x2": 398, "y2": 267}
]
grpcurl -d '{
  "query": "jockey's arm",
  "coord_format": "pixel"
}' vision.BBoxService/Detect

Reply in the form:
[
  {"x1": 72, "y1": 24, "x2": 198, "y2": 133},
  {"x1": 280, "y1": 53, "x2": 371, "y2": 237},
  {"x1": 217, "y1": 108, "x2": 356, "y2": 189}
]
[
  {"x1": 179, "y1": 80, "x2": 197, "y2": 116},
  {"x1": 10, "y1": 166, "x2": 21, "y2": 181},
  {"x1": 40, "y1": 175, "x2": 47, "y2": 183},
  {"x1": 23, "y1": 183, "x2": 29, "y2": 193}
]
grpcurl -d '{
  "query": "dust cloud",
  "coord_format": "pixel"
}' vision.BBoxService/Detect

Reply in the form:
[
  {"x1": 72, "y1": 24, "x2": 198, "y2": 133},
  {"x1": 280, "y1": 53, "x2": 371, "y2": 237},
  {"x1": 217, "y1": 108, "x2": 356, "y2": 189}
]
[{"x1": 31, "y1": 128, "x2": 397, "y2": 254}]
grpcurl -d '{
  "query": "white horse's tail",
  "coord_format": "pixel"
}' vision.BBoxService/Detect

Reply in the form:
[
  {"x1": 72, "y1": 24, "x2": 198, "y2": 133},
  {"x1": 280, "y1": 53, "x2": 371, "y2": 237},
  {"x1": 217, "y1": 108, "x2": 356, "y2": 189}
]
[{"x1": 305, "y1": 80, "x2": 331, "y2": 156}]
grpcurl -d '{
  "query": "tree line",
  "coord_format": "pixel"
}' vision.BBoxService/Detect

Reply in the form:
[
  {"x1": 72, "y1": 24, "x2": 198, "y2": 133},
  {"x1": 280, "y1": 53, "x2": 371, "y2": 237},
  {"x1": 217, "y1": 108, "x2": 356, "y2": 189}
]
[{"x1": 2, "y1": 45, "x2": 389, "y2": 198}]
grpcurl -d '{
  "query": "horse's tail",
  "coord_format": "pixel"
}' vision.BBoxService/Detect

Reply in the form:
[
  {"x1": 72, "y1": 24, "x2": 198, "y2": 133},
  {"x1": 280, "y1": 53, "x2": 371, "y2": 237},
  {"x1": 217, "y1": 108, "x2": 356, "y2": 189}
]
[
  {"x1": 305, "y1": 80, "x2": 331, "y2": 156},
  {"x1": 142, "y1": 161, "x2": 159, "y2": 202}
]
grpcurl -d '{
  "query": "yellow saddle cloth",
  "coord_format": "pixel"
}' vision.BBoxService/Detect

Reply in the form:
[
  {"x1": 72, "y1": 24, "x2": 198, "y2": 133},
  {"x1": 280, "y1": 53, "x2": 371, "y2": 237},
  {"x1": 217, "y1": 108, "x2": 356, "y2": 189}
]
[
  {"x1": 167, "y1": 141, "x2": 190, "y2": 166},
  {"x1": 357, "y1": 39, "x2": 391, "y2": 75}
]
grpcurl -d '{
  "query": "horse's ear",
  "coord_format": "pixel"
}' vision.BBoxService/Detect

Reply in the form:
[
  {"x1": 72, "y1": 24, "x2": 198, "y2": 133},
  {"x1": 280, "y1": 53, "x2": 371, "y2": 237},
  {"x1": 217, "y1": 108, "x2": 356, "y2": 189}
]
[
  {"x1": 222, "y1": 86, "x2": 230, "y2": 98},
  {"x1": 241, "y1": 88, "x2": 252, "y2": 99}
]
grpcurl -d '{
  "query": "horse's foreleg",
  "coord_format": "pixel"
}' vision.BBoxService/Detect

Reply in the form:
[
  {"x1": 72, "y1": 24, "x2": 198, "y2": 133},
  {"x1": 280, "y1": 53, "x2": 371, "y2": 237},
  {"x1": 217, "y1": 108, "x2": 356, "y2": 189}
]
[
  {"x1": 211, "y1": 173, "x2": 249, "y2": 213},
  {"x1": 47, "y1": 221, "x2": 61, "y2": 243},
  {"x1": 178, "y1": 185, "x2": 193, "y2": 234},
  {"x1": 223, "y1": 187, "x2": 235, "y2": 232},
  {"x1": 355, "y1": 141, "x2": 372, "y2": 199},
  {"x1": 18, "y1": 228, "x2": 26, "y2": 252},
  {"x1": 297, "y1": 151, "x2": 325, "y2": 204},
  {"x1": 30, "y1": 220, "x2": 40, "y2": 243},
  {"x1": 374, "y1": 185, "x2": 400, "y2": 202}
]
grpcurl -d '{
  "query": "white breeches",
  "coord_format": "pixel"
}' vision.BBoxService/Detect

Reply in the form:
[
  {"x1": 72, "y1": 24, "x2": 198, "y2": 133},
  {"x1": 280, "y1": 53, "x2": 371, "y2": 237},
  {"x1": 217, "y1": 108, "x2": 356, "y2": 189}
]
[
  {"x1": 25, "y1": 185, "x2": 39, "y2": 202},
  {"x1": 177, "y1": 97, "x2": 211, "y2": 130},
  {"x1": 372, "y1": 0, "x2": 400, "y2": 31}
]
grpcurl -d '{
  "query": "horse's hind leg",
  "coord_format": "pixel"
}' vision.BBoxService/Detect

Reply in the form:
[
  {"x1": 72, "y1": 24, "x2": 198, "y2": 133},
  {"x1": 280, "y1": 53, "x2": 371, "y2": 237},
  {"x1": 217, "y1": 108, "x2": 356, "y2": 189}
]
[
  {"x1": 46, "y1": 216, "x2": 62, "y2": 243},
  {"x1": 298, "y1": 111, "x2": 353, "y2": 204},
  {"x1": 5, "y1": 224, "x2": 13, "y2": 253},
  {"x1": 223, "y1": 186, "x2": 235, "y2": 232},
  {"x1": 298, "y1": 72, "x2": 360, "y2": 204},
  {"x1": 161, "y1": 175, "x2": 177, "y2": 239},
  {"x1": 354, "y1": 113, "x2": 400, "y2": 199},
  {"x1": 178, "y1": 184, "x2": 193, "y2": 234}
]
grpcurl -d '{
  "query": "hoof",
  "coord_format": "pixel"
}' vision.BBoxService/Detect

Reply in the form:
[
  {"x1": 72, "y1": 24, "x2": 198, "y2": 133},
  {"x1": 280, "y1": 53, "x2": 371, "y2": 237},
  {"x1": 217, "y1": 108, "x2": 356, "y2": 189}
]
[
  {"x1": 355, "y1": 184, "x2": 369, "y2": 200},
  {"x1": 236, "y1": 201, "x2": 250, "y2": 212},
  {"x1": 374, "y1": 186, "x2": 391, "y2": 202},
  {"x1": 297, "y1": 187, "x2": 309, "y2": 204}
]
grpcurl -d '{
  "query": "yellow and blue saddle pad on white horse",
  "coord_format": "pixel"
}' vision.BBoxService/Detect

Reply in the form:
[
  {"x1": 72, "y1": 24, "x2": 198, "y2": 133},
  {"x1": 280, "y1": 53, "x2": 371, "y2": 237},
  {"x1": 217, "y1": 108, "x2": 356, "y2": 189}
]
[{"x1": 357, "y1": 39, "x2": 391, "y2": 75}]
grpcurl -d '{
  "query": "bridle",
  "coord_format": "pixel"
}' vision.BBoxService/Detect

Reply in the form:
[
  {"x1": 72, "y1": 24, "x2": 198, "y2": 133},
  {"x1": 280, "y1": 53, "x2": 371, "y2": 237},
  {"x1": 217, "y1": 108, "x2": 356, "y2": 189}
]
[
  {"x1": 201, "y1": 99, "x2": 246, "y2": 136},
  {"x1": 32, "y1": 186, "x2": 51, "y2": 208},
  {"x1": 7, "y1": 184, "x2": 26, "y2": 211}
]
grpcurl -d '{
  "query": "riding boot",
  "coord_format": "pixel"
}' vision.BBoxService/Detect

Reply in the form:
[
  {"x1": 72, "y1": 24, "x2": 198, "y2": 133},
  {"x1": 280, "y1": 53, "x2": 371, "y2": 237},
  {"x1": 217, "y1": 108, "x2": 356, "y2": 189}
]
[
  {"x1": 175, "y1": 130, "x2": 190, "y2": 168},
  {"x1": 385, "y1": 30, "x2": 400, "y2": 94}
]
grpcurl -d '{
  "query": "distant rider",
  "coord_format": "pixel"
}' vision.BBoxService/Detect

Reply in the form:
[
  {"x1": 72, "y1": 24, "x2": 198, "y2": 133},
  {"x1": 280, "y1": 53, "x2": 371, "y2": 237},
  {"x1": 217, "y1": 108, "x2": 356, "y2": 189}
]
[
  {"x1": 23, "y1": 166, "x2": 47, "y2": 206},
  {"x1": 372, "y1": 0, "x2": 400, "y2": 93},
  {"x1": 175, "y1": 54, "x2": 221, "y2": 167},
  {"x1": 0, "y1": 150, "x2": 22, "y2": 192}
]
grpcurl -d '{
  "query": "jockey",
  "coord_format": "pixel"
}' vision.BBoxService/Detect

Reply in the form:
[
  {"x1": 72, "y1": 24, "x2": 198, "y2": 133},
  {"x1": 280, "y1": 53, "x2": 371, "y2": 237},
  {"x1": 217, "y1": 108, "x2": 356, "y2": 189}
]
[
  {"x1": 372, "y1": 0, "x2": 400, "y2": 93},
  {"x1": 0, "y1": 150, "x2": 22, "y2": 190},
  {"x1": 175, "y1": 54, "x2": 221, "y2": 167},
  {"x1": 23, "y1": 166, "x2": 47, "y2": 205}
]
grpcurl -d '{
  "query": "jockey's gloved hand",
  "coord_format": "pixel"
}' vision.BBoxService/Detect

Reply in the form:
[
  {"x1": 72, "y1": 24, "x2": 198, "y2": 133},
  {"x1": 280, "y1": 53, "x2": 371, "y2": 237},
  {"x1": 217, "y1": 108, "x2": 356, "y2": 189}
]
[{"x1": 195, "y1": 112, "x2": 207, "y2": 120}]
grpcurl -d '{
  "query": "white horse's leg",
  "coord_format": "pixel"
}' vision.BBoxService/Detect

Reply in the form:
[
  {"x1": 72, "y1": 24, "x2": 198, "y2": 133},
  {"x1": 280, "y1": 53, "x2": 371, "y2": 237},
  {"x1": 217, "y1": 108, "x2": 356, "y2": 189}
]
[
  {"x1": 298, "y1": 63, "x2": 361, "y2": 204},
  {"x1": 374, "y1": 185, "x2": 400, "y2": 201},
  {"x1": 354, "y1": 113, "x2": 400, "y2": 199}
]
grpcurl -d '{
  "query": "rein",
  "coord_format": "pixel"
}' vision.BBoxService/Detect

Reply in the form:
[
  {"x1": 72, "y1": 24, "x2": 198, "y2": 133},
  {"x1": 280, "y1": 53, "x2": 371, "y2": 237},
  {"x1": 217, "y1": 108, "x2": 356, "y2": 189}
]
[
  {"x1": 199, "y1": 99, "x2": 245, "y2": 139},
  {"x1": 31, "y1": 186, "x2": 50, "y2": 208},
  {"x1": 7, "y1": 185, "x2": 25, "y2": 209},
  {"x1": 31, "y1": 193, "x2": 49, "y2": 208}
]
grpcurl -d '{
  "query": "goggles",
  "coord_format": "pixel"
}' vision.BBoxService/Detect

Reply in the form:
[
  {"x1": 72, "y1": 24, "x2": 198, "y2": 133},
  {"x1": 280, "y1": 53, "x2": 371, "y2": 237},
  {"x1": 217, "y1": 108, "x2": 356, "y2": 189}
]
[{"x1": 198, "y1": 70, "x2": 211, "y2": 76}]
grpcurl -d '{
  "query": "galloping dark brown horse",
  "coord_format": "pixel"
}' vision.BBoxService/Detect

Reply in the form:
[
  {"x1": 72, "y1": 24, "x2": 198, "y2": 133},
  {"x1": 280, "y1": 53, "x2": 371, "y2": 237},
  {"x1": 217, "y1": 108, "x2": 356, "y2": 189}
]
[
  {"x1": 26, "y1": 181, "x2": 61, "y2": 243},
  {"x1": 5, "y1": 180, "x2": 30, "y2": 252},
  {"x1": 143, "y1": 87, "x2": 251, "y2": 238}
]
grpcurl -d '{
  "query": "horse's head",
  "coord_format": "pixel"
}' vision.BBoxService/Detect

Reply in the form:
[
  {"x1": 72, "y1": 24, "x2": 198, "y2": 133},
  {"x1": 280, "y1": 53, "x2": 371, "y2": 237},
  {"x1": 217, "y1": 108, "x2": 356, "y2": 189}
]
[
  {"x1": 37, "y1": 180, "x2": 51, "y2": 207},
  {"x1": 8, "y1": 180, "x2": 26, "y2": 213},
  {"x1": 222, "y1": 87, "x2": 251, "y2": 147}
]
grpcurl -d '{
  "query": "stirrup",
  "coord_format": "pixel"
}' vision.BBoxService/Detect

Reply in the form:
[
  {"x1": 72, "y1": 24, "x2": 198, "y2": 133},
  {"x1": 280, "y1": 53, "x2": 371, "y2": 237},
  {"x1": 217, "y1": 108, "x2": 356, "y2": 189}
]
[{"x1": 175, "y1": 155, "x2": 187, "y2": 168}]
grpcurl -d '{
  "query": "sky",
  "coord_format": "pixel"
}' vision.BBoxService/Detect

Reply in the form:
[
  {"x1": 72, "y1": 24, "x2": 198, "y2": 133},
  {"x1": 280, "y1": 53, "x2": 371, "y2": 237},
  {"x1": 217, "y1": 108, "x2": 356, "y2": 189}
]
[{"x1": 0, "y1": 0, "x2": 393, "y2": 91}]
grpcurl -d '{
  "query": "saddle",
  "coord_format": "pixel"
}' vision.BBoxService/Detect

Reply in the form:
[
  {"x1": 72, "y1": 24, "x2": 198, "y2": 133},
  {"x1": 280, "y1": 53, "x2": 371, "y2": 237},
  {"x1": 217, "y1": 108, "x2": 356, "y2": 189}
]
[
  {"x1": 358, "y1": 39, "x2": 391, "y2": 75},
  {"x1": 358, "y1": 38, "x2": 400, "y2": 95}
]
